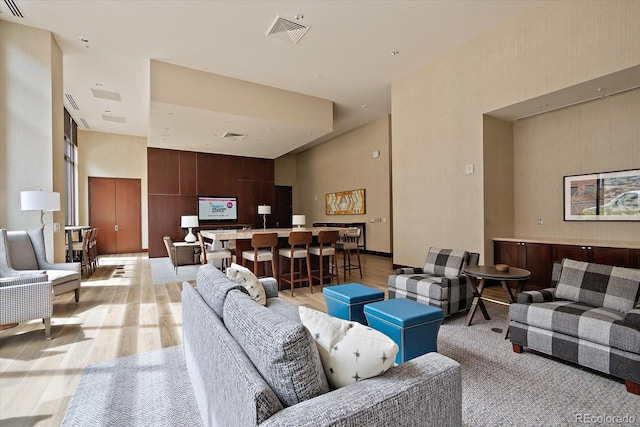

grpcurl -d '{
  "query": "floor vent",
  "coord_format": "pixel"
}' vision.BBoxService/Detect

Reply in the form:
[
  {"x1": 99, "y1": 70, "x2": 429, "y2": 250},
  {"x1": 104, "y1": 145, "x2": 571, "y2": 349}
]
[
  {"x1": 3, "y1": 0, "x2": 24, "y2": 18},
  {"x1": 267, "y1": 15, "x2": 310, "y2": 45},
  {"x1": 65, "y1": 94, "x2": 80, "y2": 110}
]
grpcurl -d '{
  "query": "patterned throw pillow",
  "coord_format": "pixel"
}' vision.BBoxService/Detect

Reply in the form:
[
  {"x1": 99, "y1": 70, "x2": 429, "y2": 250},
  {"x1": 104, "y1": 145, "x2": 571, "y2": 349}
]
[
  {"x1": 423, "y1": 247, "x2": 468, "y2": 278},
  {"x1": 299, "y1": 306, "x2": 398, "y2": 389},
  {"x1": 226, "y1": 263, "x2": 266, "y2": 305}
]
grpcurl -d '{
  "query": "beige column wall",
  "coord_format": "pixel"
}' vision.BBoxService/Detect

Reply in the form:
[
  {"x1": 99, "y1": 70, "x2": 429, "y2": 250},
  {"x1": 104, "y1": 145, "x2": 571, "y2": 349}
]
[
  {"x1": 0, "y1": 21, "x2": 65, "y2": 261},
  {"x1": 392, "y1": 1, "x2": 640, "y2": 267},
  {"x1": 291, "y1": 115, "x2": 392, "y2": 253},
  {"x1": 77, "y1": 130, "x2": 149, "y2": 249}
]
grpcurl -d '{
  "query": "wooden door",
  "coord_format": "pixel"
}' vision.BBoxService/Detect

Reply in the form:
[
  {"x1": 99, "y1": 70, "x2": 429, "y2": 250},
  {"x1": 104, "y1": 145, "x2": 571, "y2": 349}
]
[
  {"x1": 274, "y1": 186, "x2": 292, "y2": 228},
  {"x1": 89, "y1": 177, "x2": 141, "y2": 255}
]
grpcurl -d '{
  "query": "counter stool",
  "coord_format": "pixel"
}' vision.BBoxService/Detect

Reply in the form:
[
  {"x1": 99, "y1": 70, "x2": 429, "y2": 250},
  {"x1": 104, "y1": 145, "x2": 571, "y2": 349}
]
[
  {"x1": 279, "y1": 231, "x2": 312, "y2": 297},
  {"x1": 336, "y1": 227, "x2": 362, "y2": 282},
  {"x1": 198, "y1": 232, "x2": 232, "y2": 271},
  {"x1": 364, "y1": 298, "x2": 443, "y2": 365},
  {"x1": 322, "y1": 283, "x2": 384, "y2": 325},
  {"x1": 309, "y1": 229, "x2": 340, "y2": 289},
  {"x1": 242, "y1": 232, "x2": 278, "y2": 279}
]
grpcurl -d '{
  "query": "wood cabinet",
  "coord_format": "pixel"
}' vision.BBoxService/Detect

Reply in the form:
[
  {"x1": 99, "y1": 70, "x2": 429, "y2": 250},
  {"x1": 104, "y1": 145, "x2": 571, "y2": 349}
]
[
  {"x1": 494, "y1": 238, "x2": 639, "y2": 290},
  {"x1": 493, "y1": 241, "x2": 552, "y2": 290}
]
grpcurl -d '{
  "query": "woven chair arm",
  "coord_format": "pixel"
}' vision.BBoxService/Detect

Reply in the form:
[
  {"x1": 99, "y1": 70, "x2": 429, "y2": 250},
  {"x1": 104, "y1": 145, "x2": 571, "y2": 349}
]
[
  {"x1": 395, "y1": 267, "x2": 424, "y2": 275},
  {"x1": 517, "y1": 288, "x2": 557, "y2": 304}
]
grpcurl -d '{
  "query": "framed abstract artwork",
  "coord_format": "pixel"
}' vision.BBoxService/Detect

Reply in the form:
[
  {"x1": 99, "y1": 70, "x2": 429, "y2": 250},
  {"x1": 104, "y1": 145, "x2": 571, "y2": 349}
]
[
  {"x1": 563, "y1": 169, "x2": 640, "y2": 221},
  {"x1": 325, "y1": 189, "x2": 365, "y2": 215}
]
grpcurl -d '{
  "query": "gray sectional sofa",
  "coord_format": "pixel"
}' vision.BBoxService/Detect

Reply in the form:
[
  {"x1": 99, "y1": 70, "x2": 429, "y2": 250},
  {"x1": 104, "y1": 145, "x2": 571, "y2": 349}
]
[
  {"x1": 183, "y1": 264, "x2": 463, "y2": 426},
  {"x1": 510, "y1": 258, "x2": 640, "y2": 394}
]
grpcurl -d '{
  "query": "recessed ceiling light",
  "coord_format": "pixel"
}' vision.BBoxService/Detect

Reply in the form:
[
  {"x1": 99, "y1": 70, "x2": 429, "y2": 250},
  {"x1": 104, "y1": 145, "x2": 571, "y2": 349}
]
[
  {"x1": 391, "y1": 50, "x2": 399, "y2": 56},
  {"x1": 294, "y1": 13, "x2": 304, "y2": 20}
]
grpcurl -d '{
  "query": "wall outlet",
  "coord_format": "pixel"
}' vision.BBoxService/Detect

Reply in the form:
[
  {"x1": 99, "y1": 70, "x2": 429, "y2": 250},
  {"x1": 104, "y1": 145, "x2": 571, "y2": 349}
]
[
  {"x1": 537, "y1": 217, "x2": 543, "y2": 225},
  {"x1": 465, "y1": 164, "x2": 474, "y2": 175},
  {"x1": 370, "y1": 217, "x2": 375, "y2": 223},
  {"x1": 53, "y1": 222, "x2": 61, "y2": 233}
]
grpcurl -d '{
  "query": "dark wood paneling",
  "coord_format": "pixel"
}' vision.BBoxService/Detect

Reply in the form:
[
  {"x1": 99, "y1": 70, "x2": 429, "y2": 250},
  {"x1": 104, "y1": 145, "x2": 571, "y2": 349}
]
[
  {"x1": 275, "y1": 186, "x2": 292, "y2": 228},
  {"x1": 590, "y1": 247, "x2": 630, "y2": 266},
  {"x1": 114, "y1": 179, "x2": 142, "y2": 253},
  {"x1": 553, "y1": 244, "x2": 585, "y2": 262},
  {"x1": 89, "y1": 177, "x2": 117, "y2": 254},
  {"x1": 147, "y1": 148, "x2": 275, "y2": 257},
  {"x1": 148, "y1": 148, "x2": 180, "y2": 194},
  {"x1": 631, "y1": 249, "x2": 640, "y2": 268},
  {"x1": 522, "y1": 243, "x2": 553, "y2": 289},
  {"x1": 179, "y1": 151, "x2": 197, "y2": 195}
]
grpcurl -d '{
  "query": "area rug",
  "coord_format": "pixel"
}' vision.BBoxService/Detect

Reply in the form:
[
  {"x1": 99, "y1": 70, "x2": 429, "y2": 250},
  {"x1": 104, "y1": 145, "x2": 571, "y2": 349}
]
[
  {"x1": 440, "y1": 305, "x2": 639, "y2": 426},
  {"x1": 62, "y1": 346, "x2": 203, "y2": 426},
  {"x1": 149, "y1": 257, "x2": 200, "y2": 285}
]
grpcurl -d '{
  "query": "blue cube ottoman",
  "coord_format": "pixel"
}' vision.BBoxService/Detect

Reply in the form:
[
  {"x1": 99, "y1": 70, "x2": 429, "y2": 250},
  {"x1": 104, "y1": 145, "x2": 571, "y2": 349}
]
[
  {"x1": 322, "y1": 283, "x2": 385, "y2": 325},
  {"x1": 364, "y1": 298, "x2": 443, "y2": 365}
]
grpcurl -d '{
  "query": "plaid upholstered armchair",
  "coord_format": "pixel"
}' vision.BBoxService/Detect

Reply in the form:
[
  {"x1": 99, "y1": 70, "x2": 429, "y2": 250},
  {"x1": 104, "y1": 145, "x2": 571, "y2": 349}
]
[
  {"x1": 388, "y1": 247, "x2": 480, "y2": 317},
  {"x1": 510, "y1": 259, "x2": 640, "y2": 394},
  {"x1": 0, "y1": 275, "x2": 53, "y2": 338}
]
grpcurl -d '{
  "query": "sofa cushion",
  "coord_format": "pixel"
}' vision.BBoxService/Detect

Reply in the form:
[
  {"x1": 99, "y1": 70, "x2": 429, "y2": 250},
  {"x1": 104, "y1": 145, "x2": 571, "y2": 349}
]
[
  {"x1": 510, "y1": 300, "x2": 639, "y2": 354},
  {"x1": 299, "y1": 306, "x2": 398, "y2": 389},
  {"x1": 555, "y1": 259, "x2": 640, "y2": 314},
  {"x1": 423, "y1": 248, "x2": 468, "y2": 278},
  {"x1": 224, "y1": 290, "x2": 329, "y2": 407},
  {"x1": 389, "y1": 274, "x2": 449, "y2": 301},
  {"x1": 5, "y1": 231, "x2": 39, "y2": 270},
  {"x1": 226, "y1": 262, "x2": 266, "y2": 305},
  {"x1": 196, "y1": 264, "x2": 247, "y2": 318},
  {"x1": 45, "y1": 269, "x2": 81, "y2": 287}
]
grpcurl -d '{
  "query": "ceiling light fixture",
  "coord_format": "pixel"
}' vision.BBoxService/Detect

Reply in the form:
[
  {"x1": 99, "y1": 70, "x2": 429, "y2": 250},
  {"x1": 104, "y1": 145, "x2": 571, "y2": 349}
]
[
  {"x1": 391, "y1": 50, "x2": 399, "y2": 56},
  {"x1": 78, "y1": 37, "x2": 89, "y2": 43},
  {"x1": 294, "y1": 13, "x2": 304, "y2": 20}
]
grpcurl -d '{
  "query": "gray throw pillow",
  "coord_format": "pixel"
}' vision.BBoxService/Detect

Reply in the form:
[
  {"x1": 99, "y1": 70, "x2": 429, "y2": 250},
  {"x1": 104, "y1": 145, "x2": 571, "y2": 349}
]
[
  {"x1": 224, "y1": 290, "x2": 329, "y2": 407},
  {"x1": 196, "y1": 264, "x2": 246, "y2": 318}
]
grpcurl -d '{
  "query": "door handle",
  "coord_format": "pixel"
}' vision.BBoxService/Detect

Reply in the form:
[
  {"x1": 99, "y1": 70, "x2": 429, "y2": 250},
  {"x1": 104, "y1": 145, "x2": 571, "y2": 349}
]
[{"x1": 115, "y1": 224, "x2": 119, "y2": 232}]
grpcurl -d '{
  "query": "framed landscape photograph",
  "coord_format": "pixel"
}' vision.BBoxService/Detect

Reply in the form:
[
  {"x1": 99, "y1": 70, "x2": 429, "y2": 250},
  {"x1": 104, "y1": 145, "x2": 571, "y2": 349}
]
[{"x1": 564, "y1": 169, "x2": 640, "y2": 221}]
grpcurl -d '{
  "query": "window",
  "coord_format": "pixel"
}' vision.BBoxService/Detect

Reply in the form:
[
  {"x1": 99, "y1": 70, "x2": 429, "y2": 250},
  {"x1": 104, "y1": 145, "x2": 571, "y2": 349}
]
[{"x1": 64, "y1": 109, "x2": 78, "y2": 225}]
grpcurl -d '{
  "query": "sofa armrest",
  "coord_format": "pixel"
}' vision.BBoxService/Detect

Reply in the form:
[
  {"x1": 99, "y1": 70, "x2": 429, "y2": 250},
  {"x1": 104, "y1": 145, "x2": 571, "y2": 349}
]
[
  {"x1": 259, "y1": 277, "x2": 279, "y2": 298},
  {"x1": 395, "y1": 267, "x2": 423, "y2": 275},
  {"x1": 38, "y1": 260, "x2": 81, "y2": 274},
  {"x1": 517, "y1": 288, "x2": 557, "y2": 304},
  {"x1": 0, "y1": 277, "x2": 53, "y2": 325},
  {"x1": 260, "y1": 352, "x2": 461, "y2": 427},
  {"x1": 624, "y1": 302, "x2": 640, "y2": 328}
]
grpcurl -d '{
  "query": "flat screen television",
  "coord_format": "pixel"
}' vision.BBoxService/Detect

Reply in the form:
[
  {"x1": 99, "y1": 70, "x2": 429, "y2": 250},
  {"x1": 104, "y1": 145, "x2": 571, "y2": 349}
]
[{"x1": 198, "y1": 196, "x2": 238, "y2": 222}]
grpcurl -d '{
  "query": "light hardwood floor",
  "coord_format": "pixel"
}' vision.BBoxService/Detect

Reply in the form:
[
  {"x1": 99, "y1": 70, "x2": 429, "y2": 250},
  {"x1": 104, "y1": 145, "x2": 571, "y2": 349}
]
[{"x1": 0, "y1": 252, "x2": 506, "y2": 426}]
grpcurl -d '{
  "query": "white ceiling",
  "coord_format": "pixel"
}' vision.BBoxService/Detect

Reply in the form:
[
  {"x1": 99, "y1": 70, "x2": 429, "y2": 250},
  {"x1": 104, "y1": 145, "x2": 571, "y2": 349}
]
[{"x1": 0, "y1": 0, "x2": 537, "y2": 158}]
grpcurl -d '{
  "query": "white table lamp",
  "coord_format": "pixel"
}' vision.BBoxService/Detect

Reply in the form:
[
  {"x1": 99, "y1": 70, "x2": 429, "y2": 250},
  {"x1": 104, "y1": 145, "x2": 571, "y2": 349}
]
[
  {"x1": 21, "y1": 190, "x2": 60, "y2": 228},
  {"x1": 181, "y1": 215, "x2": 199, "y2": 242},
  {"x1": 258, "y1": 205, "x2": 271, "y2": 229},
  {"x1": 292, "y1": 214, "x2": 306, "y2": 228}
]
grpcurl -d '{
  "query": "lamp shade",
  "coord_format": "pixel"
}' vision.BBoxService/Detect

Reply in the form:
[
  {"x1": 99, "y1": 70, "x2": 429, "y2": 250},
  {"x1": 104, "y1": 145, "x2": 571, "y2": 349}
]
[
  {"x1": 258, "y1": 205, "x2": 271, "y2": 215},
  {"x1": 181, "y1": 215, "x2": 199, "y2": 228},
  {"x1": 21, "y1": 191, "x2": 60, "y2": 211},
  {"x1": 292, "y1": 214, "x2": 306, "y2": 227}
]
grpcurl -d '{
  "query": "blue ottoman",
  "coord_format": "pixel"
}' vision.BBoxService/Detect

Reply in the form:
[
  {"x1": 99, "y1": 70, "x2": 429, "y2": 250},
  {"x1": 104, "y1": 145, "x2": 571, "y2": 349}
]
[
  {"x1": 323, "y1": 283, "x2": 385, "y2": 325},
  {"x1": 364, "y1": 298, "x2": 443, "y2": 364}
]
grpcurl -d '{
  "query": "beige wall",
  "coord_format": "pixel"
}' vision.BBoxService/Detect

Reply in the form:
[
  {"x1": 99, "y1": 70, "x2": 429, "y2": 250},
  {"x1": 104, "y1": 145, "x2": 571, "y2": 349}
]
[
  {"x1": 0, "y1": 21, "x2": 65, "y2": 261},
  {"x1": 77, "y1": 130, "x2": 149, "y2": 249},
  {"x1": 513, "y1": 88, "x2": 640, "y2": 241},
  {"x1": 392, "y1": 1, "x2": 640, "y2": 267},
  {"x1": 291, "y1": 116, "x2": 392, "y2": 253},
  {"x1": 274, "y1": 153, "x2": 297, "y2": 188}
]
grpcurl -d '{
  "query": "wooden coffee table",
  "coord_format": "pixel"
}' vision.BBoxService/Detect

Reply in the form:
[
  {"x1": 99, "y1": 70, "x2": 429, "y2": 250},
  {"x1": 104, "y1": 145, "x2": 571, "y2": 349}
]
[{"x1": 463, "y1": 265, "x2": 531, "y2": 339}]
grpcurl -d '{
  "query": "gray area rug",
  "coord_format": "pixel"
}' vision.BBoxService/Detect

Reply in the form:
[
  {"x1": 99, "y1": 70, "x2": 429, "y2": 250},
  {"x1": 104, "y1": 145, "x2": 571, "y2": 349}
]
[
  {"x1": 441, "y1": 304, "x2": 639, "y2": 426},
  {"x1": 149, "y1": 257, "x2": 201, "y2": 285},
  {"x1": 62, "y1": 304, "x2": 639, "y2": 426},
  {"x1": 62, "y1": 346, "x2": 203, "y2": 426}
]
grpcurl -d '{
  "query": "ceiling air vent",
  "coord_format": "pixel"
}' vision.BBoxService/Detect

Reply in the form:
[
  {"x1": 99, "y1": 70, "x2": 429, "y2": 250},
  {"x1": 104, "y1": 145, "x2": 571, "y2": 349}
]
[
  {"x1": 102, "y1": 114, "x2": 126, "y2": 123},
  {"x1": 222, "y1": 132, "x2": 248, "y2": 141},
  {"x1": 79, "y1": 118, "x2": 90, "y2": 129},
  {"x1": 267, "y1": 15, "x2": 310, "y2": 45},
  {"x1": 92, "y1": 88, "x2": 121, "y2": 101},
  {"x1": 3, "y1": 0, "x2": 24, "y2": 18},
  {"x1": 65, "y1": 94, "x2": 80, "y2": 110}
]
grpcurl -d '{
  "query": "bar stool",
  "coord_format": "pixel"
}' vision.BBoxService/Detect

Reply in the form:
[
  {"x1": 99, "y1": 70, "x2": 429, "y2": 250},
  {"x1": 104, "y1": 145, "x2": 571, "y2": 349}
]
[
  {"x1": 309, "y1": 230, "x2": 340, "y2": 290},
  {"x1": 197, "y1": 232, "x2": 232, "y2": 271},
  {"x1": 336, "y1": 227, "x2": 363, "y2": 282},
  {"x1": 279, "y1": 231, "x2": 312, "y2": 297},
  {"x1": 72, "y1": 228, "x2": 93, "y2": 276},
  {"x1": 242, "y1": 232, "x2": 278, "y2": 279}
]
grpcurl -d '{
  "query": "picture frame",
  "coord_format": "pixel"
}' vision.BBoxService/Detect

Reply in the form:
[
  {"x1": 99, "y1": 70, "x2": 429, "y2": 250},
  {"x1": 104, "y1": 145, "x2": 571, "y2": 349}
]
[
  {"x1": 325, "y1": 189, "x2": 366, "y2": 215},
  {"x1": 563, "y1": 169, "x2": 640, "y2": 221}
]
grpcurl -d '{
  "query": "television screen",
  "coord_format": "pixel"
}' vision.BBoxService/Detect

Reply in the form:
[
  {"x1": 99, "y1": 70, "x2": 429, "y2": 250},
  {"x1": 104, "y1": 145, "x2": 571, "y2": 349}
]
[{"x1": 198, "y1": 196, "x2": 238, "y2": 222}]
